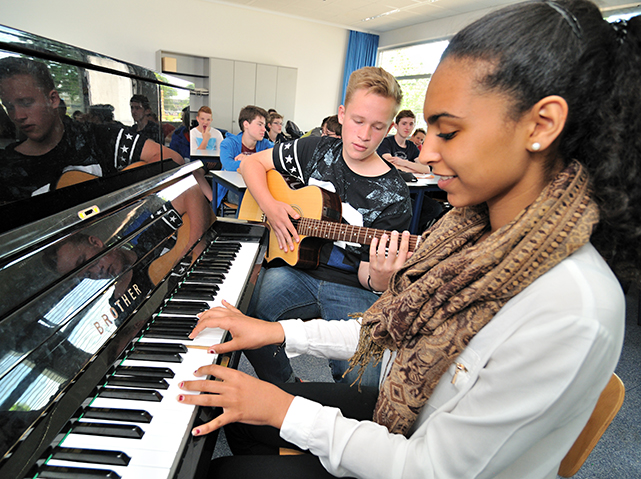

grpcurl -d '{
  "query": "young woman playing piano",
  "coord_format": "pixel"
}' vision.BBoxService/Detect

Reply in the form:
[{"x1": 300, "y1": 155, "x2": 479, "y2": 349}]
[{"x1": 179, "y1": 1, "x2": 641, "y2": 477}]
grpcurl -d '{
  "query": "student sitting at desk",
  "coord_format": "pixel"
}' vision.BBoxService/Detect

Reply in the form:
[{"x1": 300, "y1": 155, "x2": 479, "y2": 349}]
[
  {"x1": 377, "y1": 109, "x2": 431, "y2": 175},
  {"x1": 217, "y1": 105, "x2": 273, "y2": 209},
  {"x1": 190, "y1": 106, "x2": 224, "y2": 159}
]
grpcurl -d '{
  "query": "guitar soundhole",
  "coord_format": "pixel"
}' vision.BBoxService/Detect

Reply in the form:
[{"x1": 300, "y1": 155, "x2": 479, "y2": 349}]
[{"x1": 291, "y1": 205, "x2": 303, "y2": 217}]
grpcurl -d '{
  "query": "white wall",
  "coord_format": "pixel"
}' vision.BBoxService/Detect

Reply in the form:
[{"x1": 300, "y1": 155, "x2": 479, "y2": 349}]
[{"x1": 0, "y1": 0, "x2": 349, "y2": 131}]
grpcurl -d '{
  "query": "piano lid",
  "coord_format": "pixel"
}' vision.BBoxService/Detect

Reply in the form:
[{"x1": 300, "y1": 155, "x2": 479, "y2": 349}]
[{"x1": 0, "y1": 23, "x2": 196, "y2": 231}]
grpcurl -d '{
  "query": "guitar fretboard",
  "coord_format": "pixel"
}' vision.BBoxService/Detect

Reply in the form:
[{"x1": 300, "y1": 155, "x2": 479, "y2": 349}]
[{"x1": 294, "y1": 217, "x2": 421, "y2": 252}]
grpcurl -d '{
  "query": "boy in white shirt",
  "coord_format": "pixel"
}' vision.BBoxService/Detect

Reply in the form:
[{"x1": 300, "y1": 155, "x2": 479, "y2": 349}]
[{"x1": 190, "y1": 106, "x2": 224, "y2": 160}]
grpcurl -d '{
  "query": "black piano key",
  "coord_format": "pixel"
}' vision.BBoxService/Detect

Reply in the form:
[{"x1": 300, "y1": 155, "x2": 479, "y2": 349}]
[
  {"x1": 172, "y1": 289, "x2": 217, "y2": 300},
  {"x1": 51, "y1": 446, "x2": 131, "y2": 466},
  {"x1": 164, "y1": 298, "x2": 211, "y2": 307},
  {"x1": 106, "y1": 376, "x2": 169, "y2": 390},
  {"x1": 147, "y1": 324, "x2": 195, "y2": 334},
  {"x1": 198, "y1": 254, "x2": 235, "y2": 261},
  {"x1": 130, "y1": 342, "x2": 187, "y2": 354},
  {"x1": 72, "y1": 422, "x2": 144, "y2": 439},
  {"x1": 195, "y1": 260, "x2": 231, "y2": 266},
  {"x1": 174, "y1": 284, "x2": 220, "y2": 296},
  {"x1": 178, "y1": 283, "x2": 220, "y2": 292},
  {"x1": 98, "y1": 387, "x2": 163, "y2": 402},
  {"x1": 183, "y1": 276, "x2": 224, "y2": 286},
  {"x1": 188, "y1": 270, "x2": 227, "y2": 279},
  {"x1": 149, "y1": 322, "x2": 198, "y2": 333},
  {"x1": 160, "y1": 302, "x2": 209, "y2": 315},
  {"x1": 151, "y1": 315, "x2": 198, "y2": 324},
  {"x1": 189, "y1": 262, "x2": 231, "y2": 278},
  {"x1": 127, "y1": 350, "x2": 183, "y2": 363},
  {"x1": 38, "y1": 465, "x2": 121, "y2": 479},
  {"x1": 150, "y1": 319, "x2": 198, "y2": 330},
  {"x1": 112, "y1": 365, "x2": 175, "y2": 378},
  {"x1": 83, "y1": 407, "x2": 152, "y2": 423},
  {"x1": 207, "y1": 243, "x2": 241, "y2": 251},
  {"x1": 143, "y1": 329, "x2": 192, "y2": 340}
]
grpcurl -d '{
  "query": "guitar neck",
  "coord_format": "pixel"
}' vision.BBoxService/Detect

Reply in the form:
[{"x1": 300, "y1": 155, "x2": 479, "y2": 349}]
[{"x1": 294, "y1": 217, "x2": 420, "y2": 252}]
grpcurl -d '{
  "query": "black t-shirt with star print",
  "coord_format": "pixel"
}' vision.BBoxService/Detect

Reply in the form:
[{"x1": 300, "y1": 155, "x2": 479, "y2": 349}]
[
  {"x1": 376, "y1": 135, "x2": 420, "y2": 161},
  {"x1": 271, "y1": 136, "x2": 411, "y2": 289},
  {"x1": 0, "y1": 116, "x2": 146, "y2": 202}
]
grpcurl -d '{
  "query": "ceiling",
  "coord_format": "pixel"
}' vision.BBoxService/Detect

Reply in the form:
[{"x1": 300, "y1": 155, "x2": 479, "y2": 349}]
[{"x1": 206, "y1": 0, "x2": 639, "y2": 33}]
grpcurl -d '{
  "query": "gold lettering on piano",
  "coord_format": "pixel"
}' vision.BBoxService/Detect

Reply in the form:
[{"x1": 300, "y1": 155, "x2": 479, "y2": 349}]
[
  {"x1": 101, "y1": 314, "x2": 114, "y2": 326},
  {"x1": 94, "y1": 283, "x2": 142, "y2": 335},
  {"x1": 94, "y1": 313, "x2": 115, "y2": 335}
]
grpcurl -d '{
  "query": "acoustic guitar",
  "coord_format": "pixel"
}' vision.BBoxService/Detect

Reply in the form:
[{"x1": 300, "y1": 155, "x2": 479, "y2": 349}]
[{"x1": 237, "y1": 170, "x2": 421, "y2": 268}]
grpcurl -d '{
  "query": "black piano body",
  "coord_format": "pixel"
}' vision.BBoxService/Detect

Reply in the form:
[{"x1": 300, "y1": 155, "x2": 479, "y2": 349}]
[{"x1": 0, "y1": 25, "x2": 267, "y2": 478}]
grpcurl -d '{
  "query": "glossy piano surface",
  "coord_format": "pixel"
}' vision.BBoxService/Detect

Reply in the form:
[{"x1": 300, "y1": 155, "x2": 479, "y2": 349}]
[
  {"x1": 0, "y1": 22, "x2": 192, "y2": 227},
  {"x1": 0, "y1": 24, "x2": 269, "y2": 479}
]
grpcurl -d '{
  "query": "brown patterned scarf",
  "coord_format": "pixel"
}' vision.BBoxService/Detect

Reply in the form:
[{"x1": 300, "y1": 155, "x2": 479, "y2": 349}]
[{"x1": 349, "y1": 160, "x2": 598, "y2": 435}]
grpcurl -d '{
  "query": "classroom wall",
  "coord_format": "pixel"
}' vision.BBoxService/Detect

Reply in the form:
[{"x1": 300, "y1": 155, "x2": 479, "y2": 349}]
[
  {"x1": 378, "y1": 6, "x2": 500, "y2": 50},
  {"x1": 0, "y1": 0, "x2": 349, "y2": 132}
]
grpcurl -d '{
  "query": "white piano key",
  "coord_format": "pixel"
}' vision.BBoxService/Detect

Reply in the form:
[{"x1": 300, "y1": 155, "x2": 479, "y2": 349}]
[
  {"x1": 61, "y1": 414, "x2": 190, "y2": 450},
  {"x1": 44, "y1": 239, "x2": 263, "y2": 479}
]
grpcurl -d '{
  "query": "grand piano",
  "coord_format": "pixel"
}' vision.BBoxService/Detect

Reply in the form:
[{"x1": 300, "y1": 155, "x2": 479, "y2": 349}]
[{"x1": 0, "y1": 25, "x2": 268, "y2": 478}]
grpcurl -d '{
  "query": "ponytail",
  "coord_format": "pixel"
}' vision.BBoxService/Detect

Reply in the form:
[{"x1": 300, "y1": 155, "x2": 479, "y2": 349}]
[{"x1": 442, "y1": 0, "x2": 641, "y2": 282}]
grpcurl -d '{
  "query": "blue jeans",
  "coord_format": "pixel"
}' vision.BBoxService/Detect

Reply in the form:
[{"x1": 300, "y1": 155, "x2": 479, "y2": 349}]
[{"x1": 245, "y1": 266, "x2": 382, "y2": 385}]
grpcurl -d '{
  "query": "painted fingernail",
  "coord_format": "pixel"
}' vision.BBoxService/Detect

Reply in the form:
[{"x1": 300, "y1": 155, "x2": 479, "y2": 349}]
[
  {"x1": 178, "y1": 381, "x2": 184, "y2": 388},
  {"x1": 177, "y1": 395, "x2": 185, "y2": 402},
  {"x1": 208, "y1": 348, "x2": 216, "y2": 354},
  {"x1": 192, "y1": 428, "x2": 201, "y2": 436}
]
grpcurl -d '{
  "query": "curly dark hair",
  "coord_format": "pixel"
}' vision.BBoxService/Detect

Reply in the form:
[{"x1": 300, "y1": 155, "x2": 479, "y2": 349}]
[{"x1": 442, "y1": 0, "x2": 641, "y2": 282}]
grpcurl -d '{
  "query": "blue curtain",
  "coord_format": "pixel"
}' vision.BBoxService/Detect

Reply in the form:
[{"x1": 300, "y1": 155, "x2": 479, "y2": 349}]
[{"x1": 341, "y1": 30, "x2": 380, "y2": 104}]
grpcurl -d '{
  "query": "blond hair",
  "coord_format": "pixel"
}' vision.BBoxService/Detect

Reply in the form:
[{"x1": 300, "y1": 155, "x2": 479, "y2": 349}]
[{"x1": 344, "y1": 67, "x2": 402, "y2": 111}]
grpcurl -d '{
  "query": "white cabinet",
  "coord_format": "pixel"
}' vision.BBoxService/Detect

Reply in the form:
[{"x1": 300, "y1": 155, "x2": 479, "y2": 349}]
[
  {"x1": 231, "y1": 61, "x2": 257, "y2": 134},
  {"x1": 158, "y1": 51, "x2": 297, "y2": 135},
  {"x1": 255, "y1": 64, "x2": 278, "y2": 116},
  {"x1": 209, "y1": 58, "x2": 234, "y2": 134}
]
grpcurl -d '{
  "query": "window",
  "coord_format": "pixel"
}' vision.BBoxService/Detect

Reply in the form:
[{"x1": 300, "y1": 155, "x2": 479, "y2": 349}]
[{"x1": 378, "y1": 40, "x2": 449, "y2": 132}]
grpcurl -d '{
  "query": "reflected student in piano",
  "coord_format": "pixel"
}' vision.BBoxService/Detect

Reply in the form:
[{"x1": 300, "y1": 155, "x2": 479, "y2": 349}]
[
  {"x1": 44, "y1": 179, "x2": 213, "y2": 310},
  {"x1": 129, "y1": 93, "x2": 162, "y2": 142},
  {"x1": 0, "y1": 57, "x2": 212, "y2": 203},
  {"x1": 180, "y1": 1, "x2": 640, "y2": 478}
]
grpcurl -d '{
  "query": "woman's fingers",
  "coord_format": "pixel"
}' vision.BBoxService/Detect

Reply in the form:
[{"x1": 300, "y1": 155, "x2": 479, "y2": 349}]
[
  {"x1": 176, "y1": 365, "x2": 294, "y2": 435},
  {"x1": 190, "y1": 303, "x2": 285, "y2": 353}
]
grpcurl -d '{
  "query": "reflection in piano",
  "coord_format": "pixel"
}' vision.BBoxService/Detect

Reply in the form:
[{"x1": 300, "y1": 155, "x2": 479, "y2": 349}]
[{"x1": 0, "y1": 24, "x2": 268, "y2": 479}]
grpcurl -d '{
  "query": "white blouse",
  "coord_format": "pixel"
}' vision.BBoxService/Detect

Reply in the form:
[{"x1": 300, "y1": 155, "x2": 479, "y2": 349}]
[{"x1": 278, "y1": 243, "x2": 625, "y2": 479}]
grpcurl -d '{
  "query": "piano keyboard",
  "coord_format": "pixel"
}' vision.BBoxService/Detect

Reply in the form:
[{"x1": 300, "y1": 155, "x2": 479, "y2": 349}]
[{"x1": 39, "y1": 240, "x2": 261, "y2": 479}]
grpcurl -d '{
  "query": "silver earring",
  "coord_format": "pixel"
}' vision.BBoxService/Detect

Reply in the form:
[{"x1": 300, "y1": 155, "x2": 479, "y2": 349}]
[{"x1": 531, "y1": 142, "x2": 541, "y2": 151}]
